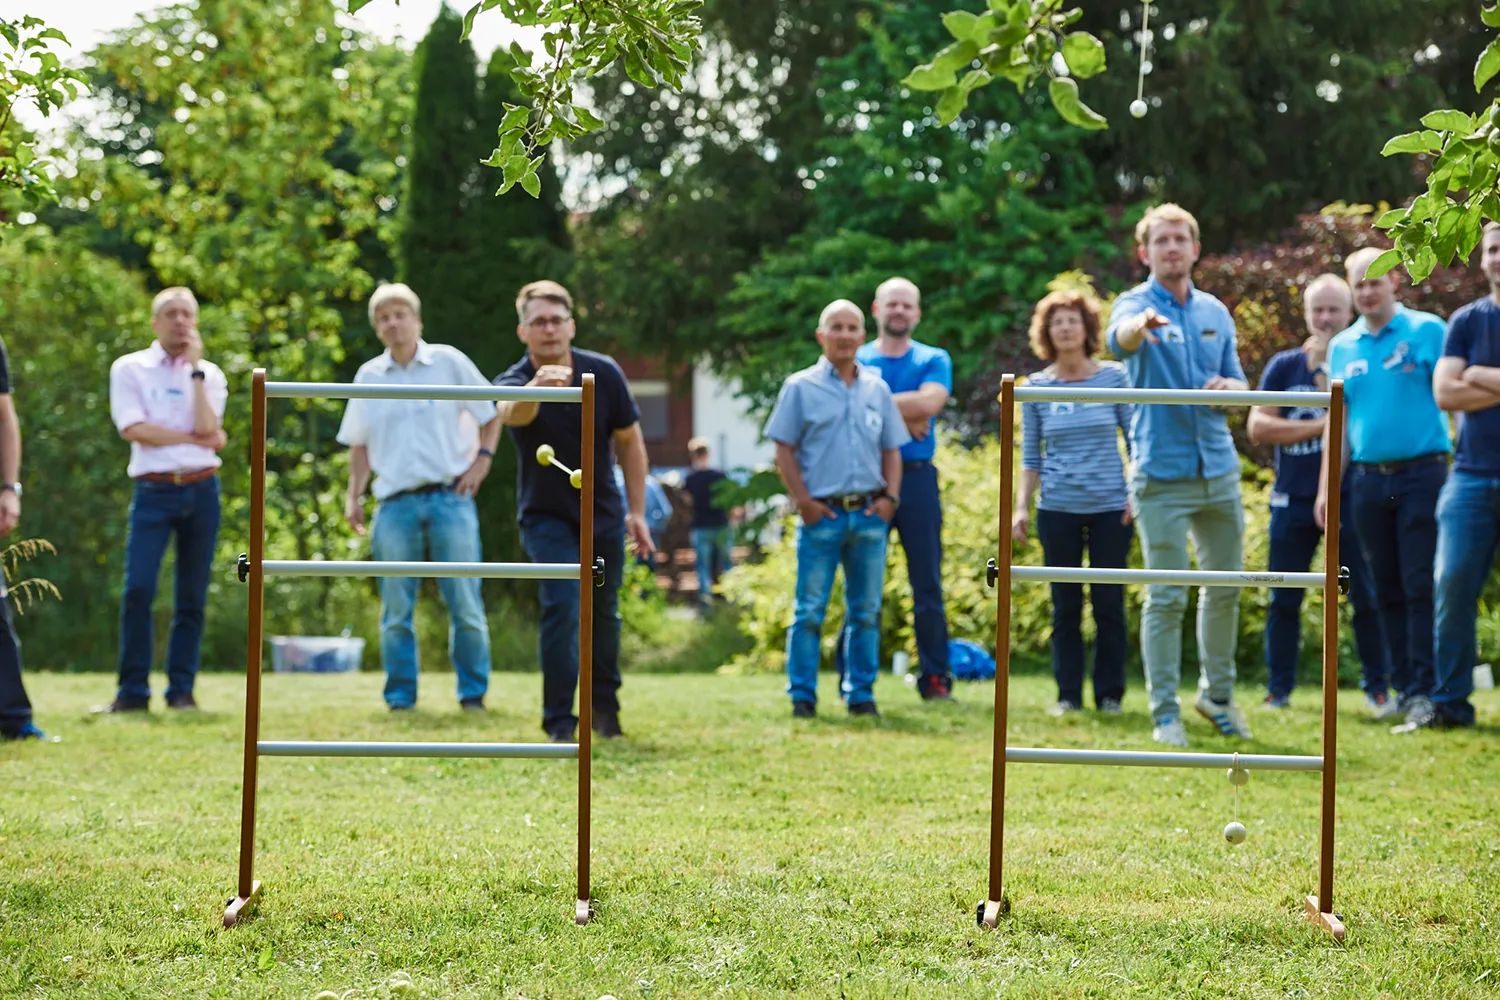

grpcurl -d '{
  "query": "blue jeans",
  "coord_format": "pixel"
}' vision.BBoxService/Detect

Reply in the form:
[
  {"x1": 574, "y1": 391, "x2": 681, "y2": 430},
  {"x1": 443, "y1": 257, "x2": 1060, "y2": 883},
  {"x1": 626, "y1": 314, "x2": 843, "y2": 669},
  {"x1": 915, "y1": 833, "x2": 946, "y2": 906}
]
[
  {"x1": 117, "y1": 477, "x2": 221, "y2": 703},
  {"x1": 835, "y1": 462, "x2": 951, "y2": 695},
  {"x1": 519, "y1": 517, "x2": 626, "y2": 733},
  {"x1": 691, "y1": 526, "x2": 733, "y2": 609},
  {"x1": 370, "y1": 490, "x2": 492, "y2": 708},
  {"x1": 786, "y1": 508, "x2": 889, "y2": 707},
  {"x1": 1265, "y1": 495, "x2": 1387, "y2": 698},
  {"x1": 0, "y1": 594, "x2": 31, "y2": 735},
  {"x1": 1432, "y1": 471, "x2": 1497, "y2": 722},
  {"x1": 1349, "y1": 459, "x2": 1446, "y2": 702},
  {"x1": 1035, "y1": 508, "x2": 1133, "y2": 707}
]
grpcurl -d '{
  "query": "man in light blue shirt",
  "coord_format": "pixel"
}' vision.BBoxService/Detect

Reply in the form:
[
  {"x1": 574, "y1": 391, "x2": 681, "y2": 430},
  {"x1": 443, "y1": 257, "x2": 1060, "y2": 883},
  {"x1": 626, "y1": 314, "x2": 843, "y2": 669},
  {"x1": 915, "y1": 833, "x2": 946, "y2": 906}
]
[
  {"x1": 1106, "y1": 204, "x2": 1251, "y2": 747},
  {"x1": 765, "y1": 299, "x2": 909, "y2": 718},
  {"x1": 843, "y1": 277, "x2": 955, "y2": 701},
  {"x1": 1317, "y1": 246, "x2": 1450, "y2": 730}
]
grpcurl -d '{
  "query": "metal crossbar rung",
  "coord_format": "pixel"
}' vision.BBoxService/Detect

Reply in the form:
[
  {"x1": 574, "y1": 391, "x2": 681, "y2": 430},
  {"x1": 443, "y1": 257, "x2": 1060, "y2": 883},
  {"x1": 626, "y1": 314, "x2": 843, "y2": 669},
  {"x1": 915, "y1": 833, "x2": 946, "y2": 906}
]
[
  {"x1": 1006, "y1": 747, "x2": 1323, "y2": 771},
  {"x1": 265, "y1": 382, "x2": 583, "y2": 403},
  {"x1": 1010, "y1": 566, "x2": 1324, "y2": 589},
  {"x1": 1012, "y1": 386, "x2": 1330, "y2": 407},
  {"x1": 258, "y1": 740, "x2": 578, "y2": 759},
  {"x1": 261, "y1": 560, "x2": 578, "y2": 579}
]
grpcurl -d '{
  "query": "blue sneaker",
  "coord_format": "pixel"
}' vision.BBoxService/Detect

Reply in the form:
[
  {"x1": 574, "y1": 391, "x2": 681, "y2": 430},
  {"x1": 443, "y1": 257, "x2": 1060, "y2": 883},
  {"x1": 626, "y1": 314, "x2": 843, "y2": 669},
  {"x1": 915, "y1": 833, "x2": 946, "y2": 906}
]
[{"x1": 2, "y1": 721, "x2": 47, "y2": 741}]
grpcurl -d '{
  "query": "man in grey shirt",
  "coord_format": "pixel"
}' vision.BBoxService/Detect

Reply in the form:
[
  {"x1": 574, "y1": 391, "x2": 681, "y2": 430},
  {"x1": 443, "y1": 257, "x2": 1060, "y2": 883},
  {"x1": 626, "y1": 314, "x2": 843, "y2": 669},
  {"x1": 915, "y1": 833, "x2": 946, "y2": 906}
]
[{"x1": 765, "y1": 299, "x2": 909, "y2": 718}]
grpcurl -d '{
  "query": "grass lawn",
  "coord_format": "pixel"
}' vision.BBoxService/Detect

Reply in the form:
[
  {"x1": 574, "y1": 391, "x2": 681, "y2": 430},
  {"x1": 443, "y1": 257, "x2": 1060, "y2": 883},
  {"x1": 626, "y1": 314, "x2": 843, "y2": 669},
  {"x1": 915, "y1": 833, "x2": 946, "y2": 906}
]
[{"x1": 3, "y1": 669, "x2": 1498, "y2": 999}]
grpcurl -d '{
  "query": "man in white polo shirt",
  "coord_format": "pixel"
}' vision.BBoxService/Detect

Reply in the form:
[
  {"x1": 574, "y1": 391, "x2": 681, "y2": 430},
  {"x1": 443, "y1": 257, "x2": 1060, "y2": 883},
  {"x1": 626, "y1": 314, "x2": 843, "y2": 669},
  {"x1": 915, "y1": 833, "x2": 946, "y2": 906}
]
[
  {"x1": 338, "y1": 283, "x2": 502, "y2": 711},
  {"x1": 98, "y1": 287, "x2": 228, "y2": 713}
]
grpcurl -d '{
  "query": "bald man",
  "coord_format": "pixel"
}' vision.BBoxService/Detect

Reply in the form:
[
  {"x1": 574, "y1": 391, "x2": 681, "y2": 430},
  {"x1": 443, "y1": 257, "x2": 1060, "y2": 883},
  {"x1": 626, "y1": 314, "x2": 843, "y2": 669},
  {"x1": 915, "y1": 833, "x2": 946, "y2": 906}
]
[
  {"x1": 764, "y1": 300, "x2": 909, "y2": 718},
  {"x1": 1318, "y1": 247, "x2": 1451, "y2": 731}
]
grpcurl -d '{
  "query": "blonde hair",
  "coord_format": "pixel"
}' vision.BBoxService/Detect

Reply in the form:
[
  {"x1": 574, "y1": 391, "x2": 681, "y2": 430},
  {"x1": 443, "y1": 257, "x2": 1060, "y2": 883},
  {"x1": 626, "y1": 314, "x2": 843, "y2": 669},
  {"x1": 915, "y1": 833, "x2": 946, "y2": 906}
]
[
  {"x1": 1134, "y1": 203, "x2": 1200, "y2": 246},
  {"x1": 151, "y1": 286, "x2": 198, "y2": 319},
  {"x1": 1304, "y1": 273, "x2": 1352, "y2": 305},
  {"x1": 368, "y1": 282, "x2": 421, "y2": 325},
  {"x1": 818, "y1": 299, "x2": 864, "y2": 330},
  {"x1": 516, "y1": 280, "x2": 574, "y2": 322},
  {"x1": 687, "y1": 436, "x2": 710, "y2": 456},
  {"x1": 1027, "y1": 289, "x2": 1103, "y2": 362}
]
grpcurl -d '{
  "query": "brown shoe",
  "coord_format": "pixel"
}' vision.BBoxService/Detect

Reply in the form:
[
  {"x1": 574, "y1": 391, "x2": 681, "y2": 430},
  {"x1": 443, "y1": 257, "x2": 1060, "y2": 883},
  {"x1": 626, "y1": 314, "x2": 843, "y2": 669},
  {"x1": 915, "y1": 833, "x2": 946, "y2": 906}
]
[
  {"x1": 166, "y1": 693, "x2": 199, "y2": 710},
  {"x1": 92, "y1": 698, "x2": 150, "y2": 714}
]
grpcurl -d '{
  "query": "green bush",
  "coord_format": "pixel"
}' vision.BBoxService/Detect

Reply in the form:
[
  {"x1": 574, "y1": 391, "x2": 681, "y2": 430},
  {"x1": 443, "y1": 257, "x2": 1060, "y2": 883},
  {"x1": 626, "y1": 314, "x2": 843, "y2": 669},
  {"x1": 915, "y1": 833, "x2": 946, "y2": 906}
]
[{"x1": 721, "y1": 438, "x2": 1369, "y2": 689}]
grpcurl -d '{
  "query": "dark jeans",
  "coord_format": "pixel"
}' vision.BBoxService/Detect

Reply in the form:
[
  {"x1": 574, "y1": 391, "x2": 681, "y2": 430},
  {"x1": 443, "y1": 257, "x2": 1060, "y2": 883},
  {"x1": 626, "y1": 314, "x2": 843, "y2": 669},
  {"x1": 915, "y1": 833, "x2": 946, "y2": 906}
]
[
  {"x1": 1035, "y1": 508, "x2": 1132, "y2": 706},
  {"x1": 117, "y1": 477, "x2": 221, "y2": 703},
  {"x1": 520, "y1": 516, "x2": 626, "y2": 733},
  {"x1": 1431, "y1": 470, "x2": 1499, "y2": 724},
  {"x1": 835, "y1": 462, "x2": 951, "y2": 694},
  {"x1": 1349, "y1": 459, "x2": 1446, "y2": 702},
  {"x1": 0, "y1": 592, "x2": 31, "y2": 736},
  {"x1": 1265, "y1": 494, "x2": 1387, "y2": 698}
]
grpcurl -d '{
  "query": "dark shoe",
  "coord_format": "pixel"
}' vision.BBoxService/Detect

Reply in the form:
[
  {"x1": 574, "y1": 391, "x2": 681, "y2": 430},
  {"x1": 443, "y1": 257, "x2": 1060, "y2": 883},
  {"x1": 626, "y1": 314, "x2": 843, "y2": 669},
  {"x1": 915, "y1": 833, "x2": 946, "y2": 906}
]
[
  {"x1": 1436, "y1": 699, "x2": 1477, "y2": 728},
  {"x1": 592, "y1": 712, "x2": 624, "y2": 739},
  {"x1": 166, "y1": 693, "x2": 199, "y2": 710},
  {"x1": 920, "y1": 675, "x2": 954, "y2": 702},
  {"x1": 1, "y1": 721, "x2": 47, "y2": 741},
  {"x1": 459, "y1": 697, "x2": 486, "y2": 713},
  {"x1": 547, "y1": 724, "x2": 577, "y2": 744},
  {"x1": 92, "y1": 698, "x2": 149, "y2": 714},
  {"x1": 848, "y1": 700, "x2": 880, "y2": 718},
  {"x1": 791, "y1": 700, "x2": 816, "y2": 719}
]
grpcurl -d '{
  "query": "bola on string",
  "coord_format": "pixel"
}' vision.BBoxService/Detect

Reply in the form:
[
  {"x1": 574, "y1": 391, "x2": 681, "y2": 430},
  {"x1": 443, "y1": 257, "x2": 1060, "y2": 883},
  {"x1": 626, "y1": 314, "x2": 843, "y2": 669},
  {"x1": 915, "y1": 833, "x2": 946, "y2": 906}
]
[{"x1": 1130, "y1": 1, "x2": 1153, "y2": 119}]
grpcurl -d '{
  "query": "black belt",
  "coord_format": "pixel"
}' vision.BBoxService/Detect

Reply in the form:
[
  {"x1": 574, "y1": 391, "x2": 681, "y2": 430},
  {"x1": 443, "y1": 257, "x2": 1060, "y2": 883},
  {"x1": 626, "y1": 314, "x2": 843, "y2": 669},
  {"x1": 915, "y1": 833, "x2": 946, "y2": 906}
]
[
  {"x1": 817, "y1": 492, "x2": 876, "y2": 512},
  {"x1": 385, "y1": 481, "x2": 452, "y2": 502},
  {"x1": 902, "y1": 459, "x2": 931, "y2": 471},
  {"x1": 1352, "y1": 454, "x2": 1447, "y2": 476}
]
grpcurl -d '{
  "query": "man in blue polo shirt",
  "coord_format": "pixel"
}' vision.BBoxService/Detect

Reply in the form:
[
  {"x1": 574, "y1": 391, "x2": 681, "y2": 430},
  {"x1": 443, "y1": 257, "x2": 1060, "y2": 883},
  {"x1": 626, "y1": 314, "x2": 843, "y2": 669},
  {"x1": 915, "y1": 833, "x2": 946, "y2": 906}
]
[
  {"x1": 1107, "y1": 203, "x2": 1251, "y2": 748},
  {"x1": 841, "y1": 276, "x2": 955, "y2": 702},
  {"x1": 1426, "y1": 223, "x2": 1500, "y2": 730},
  {"x1": 1317, "y1": 246, "x2": 1450, "y2": 731},
  {"x1": 765, "y1": 299, "x2": 909, "y2": 719},
  {"x1": 1248, "y1": 274, "x2": 1391, "y2": 715}
]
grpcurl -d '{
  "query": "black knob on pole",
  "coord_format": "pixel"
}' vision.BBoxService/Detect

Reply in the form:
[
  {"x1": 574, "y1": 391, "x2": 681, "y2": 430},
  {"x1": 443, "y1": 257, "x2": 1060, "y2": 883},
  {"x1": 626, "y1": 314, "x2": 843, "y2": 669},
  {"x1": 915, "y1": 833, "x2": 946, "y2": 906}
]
[
  {"x1": 1337, "y1": 565, "x2": 1350, "y2": 596},
  {"x1": 986, "y1": 558, "x2": 999, "y2": 589},
  {"x1": 237, "y1": 553, "x2": 249, "y2": 583},
  {"x1": 593, "y1": 557, "x2": 606, "y2": 588}
]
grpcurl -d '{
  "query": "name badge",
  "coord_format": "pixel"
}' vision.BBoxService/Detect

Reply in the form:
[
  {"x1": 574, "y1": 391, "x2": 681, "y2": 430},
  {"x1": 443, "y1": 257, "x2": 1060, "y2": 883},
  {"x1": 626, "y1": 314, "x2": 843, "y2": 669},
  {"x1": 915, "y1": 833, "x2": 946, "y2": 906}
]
[
  {"x1": 1381, "y1": 341, "x2": 1410, "y2": 370},
  {"x1": 1343, "y1": 359, "x2": 1369, "y2": 378},
  {"x1": 1161, "y1": 327, "x2": 1185, "y2": 344},
  {"x1": 1051, "y1": 401, "x2": 1076, "y2": 416},
  {"x1": 1269, "y1": 492, "x2": 1290, "y2": 509},
  {"x1": 864, "y1": 408, "x2": 882, "y2": 431},
  {"x1": 1202, "y1": 329, "x2": 1218, "y2": 340}
]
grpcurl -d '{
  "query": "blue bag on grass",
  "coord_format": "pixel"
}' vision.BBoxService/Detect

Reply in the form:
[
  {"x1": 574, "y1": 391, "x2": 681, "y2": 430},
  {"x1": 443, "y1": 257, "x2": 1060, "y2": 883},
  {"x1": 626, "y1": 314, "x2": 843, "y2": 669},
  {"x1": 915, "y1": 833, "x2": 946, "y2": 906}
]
[{"x1": 948, "y1": 638, "x2": 996, "y2": 681}]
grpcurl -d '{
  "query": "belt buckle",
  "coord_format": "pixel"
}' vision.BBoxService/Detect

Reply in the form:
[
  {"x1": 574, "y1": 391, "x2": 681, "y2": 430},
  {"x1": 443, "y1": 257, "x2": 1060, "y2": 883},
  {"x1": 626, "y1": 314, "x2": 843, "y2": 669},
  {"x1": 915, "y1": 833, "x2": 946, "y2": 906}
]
[
  {"x1": 172, "y1": 472, "x2": 188, "y2": 485},
  {"x1": 841, "y1": 495, "x2": 863, "y2": 512}
]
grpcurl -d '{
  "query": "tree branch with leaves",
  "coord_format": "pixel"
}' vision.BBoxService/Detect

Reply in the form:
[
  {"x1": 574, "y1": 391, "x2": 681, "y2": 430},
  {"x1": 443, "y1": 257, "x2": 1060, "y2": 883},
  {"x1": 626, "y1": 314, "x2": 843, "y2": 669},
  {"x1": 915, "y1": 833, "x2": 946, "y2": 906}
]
[{"x1": 0, "y1": 16, "x2": 87, "y2": 223}]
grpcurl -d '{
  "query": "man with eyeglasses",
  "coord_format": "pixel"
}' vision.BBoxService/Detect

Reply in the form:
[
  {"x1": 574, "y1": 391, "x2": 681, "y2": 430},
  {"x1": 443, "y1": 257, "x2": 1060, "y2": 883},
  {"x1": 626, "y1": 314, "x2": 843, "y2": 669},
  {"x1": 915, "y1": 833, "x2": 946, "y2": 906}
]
[{"x1": 494, "y1": 280, "x2": 654, "y2": 743}]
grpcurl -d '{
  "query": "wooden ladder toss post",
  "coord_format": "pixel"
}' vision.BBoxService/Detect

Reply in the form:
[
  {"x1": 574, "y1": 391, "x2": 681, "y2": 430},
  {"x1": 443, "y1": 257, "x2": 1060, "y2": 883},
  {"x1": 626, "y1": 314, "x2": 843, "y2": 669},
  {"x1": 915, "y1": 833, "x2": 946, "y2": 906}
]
[
  {"x1": 224, "y1": 369, "x2": 268, "y2": 928},
  {"x1": 1308, "y1": 379, "x2": 1347, "y2": 941},
  {"x1": 980, "y1": 375, "x2": 1017, "y2": 929},
  {"x1": 576, "y1": 373, "x2": 596, "y2": 926}
]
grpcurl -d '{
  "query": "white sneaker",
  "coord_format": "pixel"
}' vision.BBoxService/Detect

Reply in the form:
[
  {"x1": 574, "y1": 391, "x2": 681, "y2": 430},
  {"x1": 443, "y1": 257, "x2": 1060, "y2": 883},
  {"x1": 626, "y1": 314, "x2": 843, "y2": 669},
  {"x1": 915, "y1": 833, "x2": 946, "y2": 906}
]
[
  {"x1": 1152, "y1": 717, "x2": 1188, "y2": 747},
  {"x1": 1365, "y1": 691, "x2": 1403, "y2": 720},
  {"x1": 1195, "y1": 693, "x2": 1253, "y2": 738}
]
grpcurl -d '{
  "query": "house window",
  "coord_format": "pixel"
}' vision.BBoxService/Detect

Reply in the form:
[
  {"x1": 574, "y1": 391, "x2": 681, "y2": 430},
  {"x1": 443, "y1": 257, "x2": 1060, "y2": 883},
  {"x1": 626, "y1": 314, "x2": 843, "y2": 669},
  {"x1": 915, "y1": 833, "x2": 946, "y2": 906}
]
[{"x1": 632, "y1": 379, "x2": 670, "y2": 441}]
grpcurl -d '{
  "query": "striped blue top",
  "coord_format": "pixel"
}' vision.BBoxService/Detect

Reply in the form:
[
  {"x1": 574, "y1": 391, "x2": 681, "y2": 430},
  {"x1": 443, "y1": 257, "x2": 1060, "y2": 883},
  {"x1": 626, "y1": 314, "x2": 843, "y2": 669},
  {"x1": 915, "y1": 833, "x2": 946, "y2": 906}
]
[{"x1": 1021, "y1": 363, "x2": 1133, "y2": 514}]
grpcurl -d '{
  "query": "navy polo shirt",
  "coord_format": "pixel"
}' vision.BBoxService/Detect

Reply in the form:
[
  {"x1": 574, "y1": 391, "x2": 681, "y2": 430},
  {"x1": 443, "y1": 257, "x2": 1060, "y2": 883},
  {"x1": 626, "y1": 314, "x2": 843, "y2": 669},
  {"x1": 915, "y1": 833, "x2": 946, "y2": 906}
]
[
  {"x1": 1257, "y1": 348, "x2": 1327, "y2": 500},
  {"x1": 494, "y1": 348, "x2": 640, "y2": 532},
  {"x1": 1443, "y1": 296, "x2": 1500, "y2": 476}
]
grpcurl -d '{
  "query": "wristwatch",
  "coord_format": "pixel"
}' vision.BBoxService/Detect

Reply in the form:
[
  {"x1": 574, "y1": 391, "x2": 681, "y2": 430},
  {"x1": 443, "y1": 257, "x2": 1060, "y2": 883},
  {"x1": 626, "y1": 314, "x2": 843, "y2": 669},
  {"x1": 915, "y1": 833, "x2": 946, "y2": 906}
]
[
  {"x1": 0, "y1": 483, "x2": 22, "y2": 498},
  {"x1": 191, "y1": 368, "x2": 206, "y2": 381},
  {"x1": 477, "y1": 447, "x2": 494, "y2": 459},
  {"x1": 876, "y1": 491, "x2": 899, "y2": 510}
]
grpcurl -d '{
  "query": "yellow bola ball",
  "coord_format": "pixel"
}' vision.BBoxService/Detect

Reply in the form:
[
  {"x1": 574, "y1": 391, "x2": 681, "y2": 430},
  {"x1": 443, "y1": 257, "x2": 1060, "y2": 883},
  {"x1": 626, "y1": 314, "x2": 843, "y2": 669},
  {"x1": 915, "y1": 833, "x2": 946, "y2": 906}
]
[
  {"x1": 536, "y1": 443, "x2": 556, "y2": 467},
  {"x1": 570, "y1": 469, "x2": 583, "y2": 489}
]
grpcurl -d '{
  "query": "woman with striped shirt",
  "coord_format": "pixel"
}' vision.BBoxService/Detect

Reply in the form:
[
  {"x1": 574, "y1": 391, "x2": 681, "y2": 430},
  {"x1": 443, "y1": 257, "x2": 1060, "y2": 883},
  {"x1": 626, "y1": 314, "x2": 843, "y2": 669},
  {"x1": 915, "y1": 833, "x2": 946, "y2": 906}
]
[{"x1": 1013, "y1": 289, "x2": 1135, "y2": 716}]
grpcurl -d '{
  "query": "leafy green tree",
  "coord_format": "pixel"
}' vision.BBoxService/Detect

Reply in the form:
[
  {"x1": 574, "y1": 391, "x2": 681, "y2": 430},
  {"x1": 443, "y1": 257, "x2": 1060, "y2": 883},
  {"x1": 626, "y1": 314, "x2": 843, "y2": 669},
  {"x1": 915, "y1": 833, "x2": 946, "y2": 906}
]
[{"x1": 0, "y1": 16, "x2": 87, "y2": 223}]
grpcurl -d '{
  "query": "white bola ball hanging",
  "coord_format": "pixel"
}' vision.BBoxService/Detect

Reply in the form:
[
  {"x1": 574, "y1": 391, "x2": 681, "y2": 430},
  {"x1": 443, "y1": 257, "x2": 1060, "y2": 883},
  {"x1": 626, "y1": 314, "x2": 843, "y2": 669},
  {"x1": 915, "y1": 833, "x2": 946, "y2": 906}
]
[
  {"x1": 1223, "y1": 821, "x2": 1247, "y2": 845},
  {"x1": 1129, "y1": 99, "x2": 1148, "y2": 119},
  {"x1": 1227, "y1": 766, "x2": 1250, "y2": 787}
]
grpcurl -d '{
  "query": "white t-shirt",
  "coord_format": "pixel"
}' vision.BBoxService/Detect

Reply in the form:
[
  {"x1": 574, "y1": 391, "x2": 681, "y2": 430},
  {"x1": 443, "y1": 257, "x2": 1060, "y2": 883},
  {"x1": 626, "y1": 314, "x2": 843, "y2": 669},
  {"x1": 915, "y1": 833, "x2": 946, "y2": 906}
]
[{"x1": 335, "y1": 341, "x2": 497, "y2": 500}]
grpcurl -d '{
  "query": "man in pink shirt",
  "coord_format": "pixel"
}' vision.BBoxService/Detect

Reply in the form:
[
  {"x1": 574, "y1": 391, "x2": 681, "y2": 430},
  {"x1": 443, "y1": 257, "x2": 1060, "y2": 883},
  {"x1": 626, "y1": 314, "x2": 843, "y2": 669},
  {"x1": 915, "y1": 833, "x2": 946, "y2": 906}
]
[{"x1": 96, "y1": 287, "x2": 228, "y2": 712}]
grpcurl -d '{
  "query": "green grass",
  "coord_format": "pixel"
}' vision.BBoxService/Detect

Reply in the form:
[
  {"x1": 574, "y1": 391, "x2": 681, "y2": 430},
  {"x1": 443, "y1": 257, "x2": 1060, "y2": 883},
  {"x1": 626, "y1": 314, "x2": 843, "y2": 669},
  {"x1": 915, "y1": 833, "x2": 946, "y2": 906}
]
[{"x1": 3, "y1": 670, "x2": 1498, "y2": 999}]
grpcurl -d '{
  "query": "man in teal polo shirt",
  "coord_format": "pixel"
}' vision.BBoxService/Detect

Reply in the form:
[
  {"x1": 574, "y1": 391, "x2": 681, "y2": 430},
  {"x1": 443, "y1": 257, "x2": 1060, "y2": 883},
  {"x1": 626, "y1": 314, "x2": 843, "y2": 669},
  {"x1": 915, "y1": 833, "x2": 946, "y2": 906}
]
[
  {"x1": 1106, "y1": 203, "x2": 1251, "y2": 748},
  {"x1": 1316, "y1": 246, "x2": 1450, "y2": 730}
]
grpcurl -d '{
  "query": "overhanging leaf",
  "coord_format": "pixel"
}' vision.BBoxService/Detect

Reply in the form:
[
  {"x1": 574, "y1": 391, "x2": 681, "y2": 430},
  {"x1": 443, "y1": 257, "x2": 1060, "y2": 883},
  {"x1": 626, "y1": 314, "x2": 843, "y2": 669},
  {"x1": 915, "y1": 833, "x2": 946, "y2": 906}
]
[
  {"x1": 1363, "y1": 248, "x2": 1403, "y2": 281},
  {"x1": 1380, "y1": 130, "x2": 1443, "y2": 156},
  {"x1": 1486, "y1": 4, "x2": 1500, "y2": 28},
  {"x1": 1419, "y1": 109, "x2": 1476, "y2": 134},
  {"x1": 1374, "y1": 208, "x2": 1405, "y2": 229},
  {"x1": 936, "y1": 86, "x2": 966, "y2": 125},
  {"x1": 1061, "y1": 32, "x2": 1106, "y2": 79},
  {"x1": 1477, "y1": 38, "x2": 1500, "y2": 91},
  {"x1": 1048, "y1": 77, "x2": 1107, "y2": 130},
  {"x1": 943, "y1": 10, "x2": 981, "y2": 41}
]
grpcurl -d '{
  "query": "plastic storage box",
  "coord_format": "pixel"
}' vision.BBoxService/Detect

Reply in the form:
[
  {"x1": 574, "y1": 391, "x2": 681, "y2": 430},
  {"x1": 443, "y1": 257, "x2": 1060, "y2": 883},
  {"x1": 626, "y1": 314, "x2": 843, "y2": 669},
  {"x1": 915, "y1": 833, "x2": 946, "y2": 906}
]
[{"x1": 268, "y1": 635, "x2": 365, "y2": 673}]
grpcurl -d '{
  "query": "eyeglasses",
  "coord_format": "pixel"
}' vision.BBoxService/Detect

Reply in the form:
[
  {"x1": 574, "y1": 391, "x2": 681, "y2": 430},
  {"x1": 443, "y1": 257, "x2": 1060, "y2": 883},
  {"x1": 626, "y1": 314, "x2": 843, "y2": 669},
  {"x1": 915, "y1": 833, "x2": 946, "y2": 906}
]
[{"x1": 524, "y1": 316, "x2": 572, "y2": 330}]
